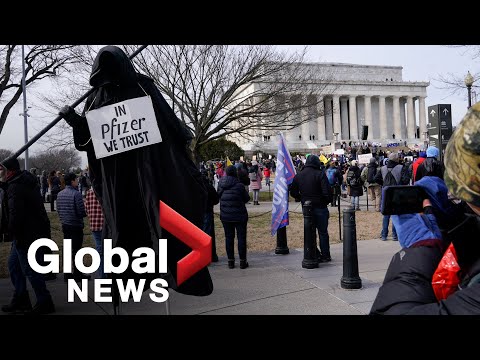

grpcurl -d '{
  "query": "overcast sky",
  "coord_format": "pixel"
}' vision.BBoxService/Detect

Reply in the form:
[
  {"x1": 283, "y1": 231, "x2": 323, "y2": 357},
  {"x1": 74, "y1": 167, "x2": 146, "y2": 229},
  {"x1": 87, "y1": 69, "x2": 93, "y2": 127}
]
[
  {"x1": 278, "y1": 45, "x2": 476, "y2": 123},
  {"x1": 1, "y1": 45, "x2": 477, "y2": 167}
]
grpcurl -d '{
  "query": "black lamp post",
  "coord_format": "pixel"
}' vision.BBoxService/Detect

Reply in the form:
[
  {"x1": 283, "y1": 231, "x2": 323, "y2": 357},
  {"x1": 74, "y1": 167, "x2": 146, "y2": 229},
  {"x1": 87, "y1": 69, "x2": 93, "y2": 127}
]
[{"x1": 465, "y1": 71, "x2": 474, "y2": 109}]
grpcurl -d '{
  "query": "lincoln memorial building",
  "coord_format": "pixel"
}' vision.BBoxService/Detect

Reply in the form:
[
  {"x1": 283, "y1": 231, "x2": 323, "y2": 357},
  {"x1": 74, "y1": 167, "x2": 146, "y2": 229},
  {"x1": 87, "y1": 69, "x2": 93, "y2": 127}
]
[{"x1": 229, "y1": 62, "x2": 429, "y2": 154}]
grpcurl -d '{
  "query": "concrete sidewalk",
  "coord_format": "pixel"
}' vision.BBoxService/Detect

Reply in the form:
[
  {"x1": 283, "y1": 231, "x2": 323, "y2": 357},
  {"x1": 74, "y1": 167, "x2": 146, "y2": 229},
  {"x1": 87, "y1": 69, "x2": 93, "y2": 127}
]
[{"x1": 0, "y1": 239, "x2": 400, "y2": 315}]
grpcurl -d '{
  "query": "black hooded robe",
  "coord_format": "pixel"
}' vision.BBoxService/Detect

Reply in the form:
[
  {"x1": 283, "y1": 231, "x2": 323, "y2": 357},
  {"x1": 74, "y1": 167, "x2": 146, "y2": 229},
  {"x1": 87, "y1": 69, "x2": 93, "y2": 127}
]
[{"x1": 70, "y1": 46, "x2": 213, "y2": 296}]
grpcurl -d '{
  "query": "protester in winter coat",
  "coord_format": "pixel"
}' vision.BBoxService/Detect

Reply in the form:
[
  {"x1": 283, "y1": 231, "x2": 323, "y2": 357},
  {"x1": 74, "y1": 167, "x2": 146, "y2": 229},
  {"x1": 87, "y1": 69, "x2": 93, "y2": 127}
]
[
  {"x1": 370, "y1": 102, "x2": 480, "y2": 314},
  {"x1": 415, "y1": 146, "x2": 444, "y2": 183},
  {"x1": 217, "y1": 165, "x2": 250, "y2": 269},
  {"x1": 57, "y1": 173, "x2": 89, "y2": 282},
  {"x1": 0, "y1": 158, "x2": 54, "y2": 315},
  {"x1": 346, "y1": 160, "x2": 363, "y2": 210},
  {"x1": 412, "y1": 151, "x2": 427, "y2": 184},
  {"x1": 48, "y1": 170, "x2": 61, "y2": 212},
  {"x1": 249, "y1": 160, "x2": 263, "y2": 205},
  {"x1": 290, "y1": 155, "x2": 333, "y2": 262},
  {"x1": 360, "y1": 157, "x2": 381, "y2": 211},
  {"x1": 263, "y1": 166, "x2": 271, "y2": 187},
  {"x1": 375, "y1": 152, "x2": 410, "y2": 241},
  {"x1": 325, "y1": 162, "x2": 342, "y2": 207}
]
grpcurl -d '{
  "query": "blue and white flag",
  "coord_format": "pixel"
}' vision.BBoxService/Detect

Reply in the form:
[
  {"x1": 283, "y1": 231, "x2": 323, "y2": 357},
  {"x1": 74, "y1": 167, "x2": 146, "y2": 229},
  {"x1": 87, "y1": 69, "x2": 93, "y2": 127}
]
[{"x1": 271, "y1": 133, "x2": 296, "y2": 236}]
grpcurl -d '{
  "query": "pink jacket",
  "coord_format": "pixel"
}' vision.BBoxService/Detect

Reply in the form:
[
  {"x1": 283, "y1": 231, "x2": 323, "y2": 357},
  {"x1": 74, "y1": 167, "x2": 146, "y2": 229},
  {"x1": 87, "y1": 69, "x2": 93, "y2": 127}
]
[{"x1": 249, "y1": 169, "x2": 263, "y2": 190}]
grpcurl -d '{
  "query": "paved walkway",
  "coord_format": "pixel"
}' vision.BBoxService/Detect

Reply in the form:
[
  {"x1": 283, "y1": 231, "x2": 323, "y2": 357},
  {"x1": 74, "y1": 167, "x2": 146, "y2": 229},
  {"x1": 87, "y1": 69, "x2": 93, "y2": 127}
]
[{"x1": 0, "y1": 239, "x2": 400, "y2": 315}]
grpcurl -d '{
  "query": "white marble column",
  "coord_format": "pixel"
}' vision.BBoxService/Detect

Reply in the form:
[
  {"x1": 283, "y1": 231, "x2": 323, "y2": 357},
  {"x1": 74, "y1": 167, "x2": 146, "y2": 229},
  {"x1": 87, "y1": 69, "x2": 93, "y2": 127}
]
[
  {"x1": 413, "y1": 99, "x2": 417, "y2": 138},
  {"x1": 324, "y1": 97, "x2": 333, "y2": 140},
  {"x1": 301, "y1": 96, "x2": 309, "y2": 142},
  {"x1": 340, "y1": 97, "x2": 349, "y2": 140},
  {"x1": 349, "y1": 95, "x2": 358, "y2": 140},
  {"x1": 332, "y1": 95, "x2": 341, "y2": 138},
  {"x1": 379, "y1": 96, "x2": 388, "y2": 139},
  {"x1": 407, "y1": 96, "x2": 416, "y2": 140},
  {"x1": 400, "y1": 98, "x2": 407, "y2": 139},
  {"x1": 393, "y1": 96, "x2": 402, "y2": 140},
  {"x1": 316, "y1": 97, "x2": 326, "y2": 140},
  {"x1": 418, "y1": 96, "x2": 427, "y2": 139},
  {"x1": 285, "y1": 96, "x2": 296, "y2": 142},
  {"x1": 364, "y1": 96, "x2": 373, "y2": 140}
]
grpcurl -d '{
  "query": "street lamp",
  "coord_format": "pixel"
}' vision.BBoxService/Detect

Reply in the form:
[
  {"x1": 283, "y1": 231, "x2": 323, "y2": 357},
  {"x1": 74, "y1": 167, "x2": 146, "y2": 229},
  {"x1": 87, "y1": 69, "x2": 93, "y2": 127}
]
[
  {"x1": 465, "y1": 71, "x2": 474, "y2": 109},
  {"x1": 21, "y1": 45, "x2": 29, "y2": 170}
]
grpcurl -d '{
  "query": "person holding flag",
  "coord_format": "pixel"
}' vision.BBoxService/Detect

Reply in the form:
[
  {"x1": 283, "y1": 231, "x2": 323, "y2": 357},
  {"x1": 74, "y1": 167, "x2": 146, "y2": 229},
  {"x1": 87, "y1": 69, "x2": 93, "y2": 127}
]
[
  {"x1": 271, "y1": 133, "x2": 296, "y2": 236},
  {"x1": 289, "y1": 154, "x2": 333, "y2": 262}
]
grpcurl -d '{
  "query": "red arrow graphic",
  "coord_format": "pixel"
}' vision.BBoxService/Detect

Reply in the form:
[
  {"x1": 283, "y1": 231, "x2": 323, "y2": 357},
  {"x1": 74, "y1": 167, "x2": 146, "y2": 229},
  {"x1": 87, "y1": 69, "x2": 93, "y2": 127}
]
[{"x1": 159, "y1": 201, "x2": 212, "y2": 285}]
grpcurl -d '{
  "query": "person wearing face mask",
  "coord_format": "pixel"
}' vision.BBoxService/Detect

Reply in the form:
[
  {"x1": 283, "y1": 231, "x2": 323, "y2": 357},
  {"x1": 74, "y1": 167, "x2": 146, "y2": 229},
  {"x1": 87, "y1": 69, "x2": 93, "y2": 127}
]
[{"x1": 370, "y1": 102, "x2": 480, "y2": 315}]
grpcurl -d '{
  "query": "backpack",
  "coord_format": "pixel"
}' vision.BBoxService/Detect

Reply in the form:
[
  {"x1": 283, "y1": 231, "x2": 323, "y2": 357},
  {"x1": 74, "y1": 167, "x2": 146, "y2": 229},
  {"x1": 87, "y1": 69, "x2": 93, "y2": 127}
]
[
  {"x1": 249, "y1": 171, "x2": 257, "y2": 181},
  {"x1": 347, "y1": 169, "x2": 359, "y2": 187},
  {"x1": 326, "y1": 168, "x2": 337, "y2": 185},
  {"x1": 367, "y1": 166, "x2": 377, "y2": 184},
  {"x1": 383, "y1": 168, "x2": 397, "y2": 187}
]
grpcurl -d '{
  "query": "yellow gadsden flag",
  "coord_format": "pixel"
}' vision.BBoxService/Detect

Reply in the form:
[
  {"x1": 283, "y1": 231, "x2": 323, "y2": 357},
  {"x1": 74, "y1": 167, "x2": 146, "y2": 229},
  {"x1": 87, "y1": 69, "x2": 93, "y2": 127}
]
[{"x1": 226, "y1": 157, "x2": 233, "y2": 167}]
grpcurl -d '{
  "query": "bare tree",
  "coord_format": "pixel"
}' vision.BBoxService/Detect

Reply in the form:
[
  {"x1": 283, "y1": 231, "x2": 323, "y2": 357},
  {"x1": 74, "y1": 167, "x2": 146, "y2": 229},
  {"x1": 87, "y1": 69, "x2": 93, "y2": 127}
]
[
  {"x1": 29, "y1": 147, "x2": 81, "y2": 173},
  {"x1": 434, "y1": 46, "x2": 480, "y2": 99},
  {"x1": 129, "y1": 45, "x2": 334, "y2": 161},
  {"x1": 0, "y1": 45, "x2": 85, "y2": 134},
  {"x1": 0, "y1": 148, "x2": 13, "y2": 161},
  {"x1": 0, "y1": 148, "x2": 24, "y2": 168}
]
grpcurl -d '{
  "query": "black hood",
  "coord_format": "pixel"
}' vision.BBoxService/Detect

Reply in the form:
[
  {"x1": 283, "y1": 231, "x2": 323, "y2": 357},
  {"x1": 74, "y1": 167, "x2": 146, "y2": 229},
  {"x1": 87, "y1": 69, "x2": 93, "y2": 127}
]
[
  {"x1": 305, "y1": 155, "x2": 321, "y2": 169},
  {"x1": 8, "y1": 170, "x2": 38, "y2": 189},
  {"x1": 90, "y1": 46, "x2": 138, "y2": 88}
]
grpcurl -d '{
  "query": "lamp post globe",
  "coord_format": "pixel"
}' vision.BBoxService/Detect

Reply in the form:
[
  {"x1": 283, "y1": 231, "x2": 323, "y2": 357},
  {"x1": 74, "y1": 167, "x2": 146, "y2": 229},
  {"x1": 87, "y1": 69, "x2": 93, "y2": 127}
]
[{"x1": 465, "y1": 71, "x2": 474, "y2": 109}]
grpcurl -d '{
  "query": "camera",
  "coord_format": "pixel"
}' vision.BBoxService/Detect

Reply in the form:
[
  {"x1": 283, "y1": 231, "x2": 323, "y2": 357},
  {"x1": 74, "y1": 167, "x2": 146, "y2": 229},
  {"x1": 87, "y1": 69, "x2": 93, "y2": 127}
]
[{"x1": 381, "y1": 186, "x2": 428, "y2": 215}]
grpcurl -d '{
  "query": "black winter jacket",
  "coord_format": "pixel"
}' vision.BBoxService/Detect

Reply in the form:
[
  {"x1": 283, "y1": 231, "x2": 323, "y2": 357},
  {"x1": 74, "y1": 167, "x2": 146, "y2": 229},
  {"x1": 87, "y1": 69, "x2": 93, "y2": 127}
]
[
  {"x1": 217, "y1": 175, "x2": 250, "y2": 222},
  {"x1": 346, "y1": 165, "x2": 363, "y2": 197},
  {"x1": 415, "y1": 157, "x2": 444, "y2": 183},
  {"x1": 370, "y1": 207, "x2": 480, "y2": 315},
  {"x1": 5, "y1": 171, "x2": 51, "y2": 249},
  {"x1": 289, "y1": 156, "x2": 332, "y2": 208}
]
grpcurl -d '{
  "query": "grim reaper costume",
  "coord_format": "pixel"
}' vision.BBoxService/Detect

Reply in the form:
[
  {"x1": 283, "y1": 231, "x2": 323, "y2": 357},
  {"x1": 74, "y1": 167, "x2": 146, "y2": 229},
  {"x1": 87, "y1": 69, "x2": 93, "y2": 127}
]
[{"x1": 61, "y1": 46, "x2": 213, "y2": 296}]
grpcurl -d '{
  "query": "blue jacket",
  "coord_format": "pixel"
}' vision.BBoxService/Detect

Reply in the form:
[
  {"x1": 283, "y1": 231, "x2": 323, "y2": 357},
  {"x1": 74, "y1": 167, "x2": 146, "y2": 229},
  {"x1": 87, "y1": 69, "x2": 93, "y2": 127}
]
[{"x1": 57, "y1": 185, "x2": 87, "y2": 228}]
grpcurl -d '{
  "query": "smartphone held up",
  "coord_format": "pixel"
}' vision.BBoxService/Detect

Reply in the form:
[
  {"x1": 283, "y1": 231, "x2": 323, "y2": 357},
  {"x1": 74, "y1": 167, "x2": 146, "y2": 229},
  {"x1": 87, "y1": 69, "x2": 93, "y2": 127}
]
[{"x1": 381, "y1": 186, "x2": 428, "y2": 215}]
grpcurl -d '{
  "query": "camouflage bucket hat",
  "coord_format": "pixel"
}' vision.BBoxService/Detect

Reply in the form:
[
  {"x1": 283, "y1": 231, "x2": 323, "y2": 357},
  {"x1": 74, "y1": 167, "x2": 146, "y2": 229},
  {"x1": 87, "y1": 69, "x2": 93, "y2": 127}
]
[{"x1": 444, "y1": 102, "x2": 480, "y2": 207}]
